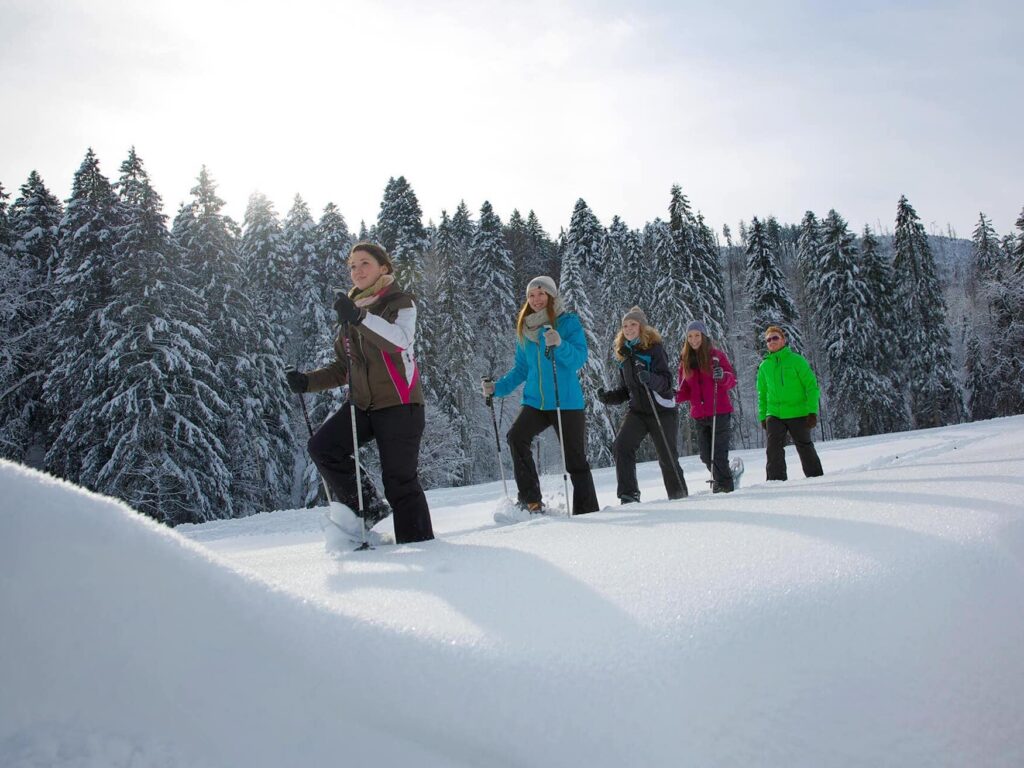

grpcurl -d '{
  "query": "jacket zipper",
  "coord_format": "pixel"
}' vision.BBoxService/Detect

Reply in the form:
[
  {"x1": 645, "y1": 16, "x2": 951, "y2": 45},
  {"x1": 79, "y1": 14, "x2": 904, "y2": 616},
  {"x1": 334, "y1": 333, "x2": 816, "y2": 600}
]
[{"x1": 537, "y1": 344, "x2": 545, "y2": 409}]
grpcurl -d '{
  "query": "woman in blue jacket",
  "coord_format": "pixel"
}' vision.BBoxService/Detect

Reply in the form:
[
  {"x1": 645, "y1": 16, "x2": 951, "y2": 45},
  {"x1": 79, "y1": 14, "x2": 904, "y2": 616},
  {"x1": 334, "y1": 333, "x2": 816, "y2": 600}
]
[{"x1": 481, "y1": 276, "x2": 600, "y2": 515}]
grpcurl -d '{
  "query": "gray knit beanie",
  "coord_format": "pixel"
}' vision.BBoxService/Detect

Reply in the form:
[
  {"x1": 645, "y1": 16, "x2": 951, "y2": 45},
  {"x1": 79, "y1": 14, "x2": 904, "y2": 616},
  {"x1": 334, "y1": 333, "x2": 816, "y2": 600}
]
[
  {"x1": 686, "y1": 320, "x2": 709, "y2": 336},
  {"x1": 526, "y1": 275, "x2": 558, "y2": 298},
  {"x1": 622, "y1": 306, "x2": 648, "y2": 326}
]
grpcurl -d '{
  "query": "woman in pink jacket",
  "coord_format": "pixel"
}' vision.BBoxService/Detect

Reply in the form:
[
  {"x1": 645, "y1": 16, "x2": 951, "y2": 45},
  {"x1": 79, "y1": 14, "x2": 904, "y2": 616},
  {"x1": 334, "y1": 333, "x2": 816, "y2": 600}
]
[{"x1": 675, "y1": 321, "x2": 743, "y2": 492}]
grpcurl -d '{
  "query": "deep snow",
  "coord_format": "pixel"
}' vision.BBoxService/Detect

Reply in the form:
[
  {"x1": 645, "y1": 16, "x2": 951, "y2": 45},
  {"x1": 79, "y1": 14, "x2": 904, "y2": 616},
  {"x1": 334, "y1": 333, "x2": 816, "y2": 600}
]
[{"x1": 2, "y1": 416, "x2": 1023, "y2": 767}]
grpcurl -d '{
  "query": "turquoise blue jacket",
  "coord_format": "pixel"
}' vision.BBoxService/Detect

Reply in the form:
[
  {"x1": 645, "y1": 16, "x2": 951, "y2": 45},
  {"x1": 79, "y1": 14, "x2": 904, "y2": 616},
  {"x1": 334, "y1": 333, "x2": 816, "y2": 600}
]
[{"x1": 494, "y1": 312, "x2": 587, "y2": 410}]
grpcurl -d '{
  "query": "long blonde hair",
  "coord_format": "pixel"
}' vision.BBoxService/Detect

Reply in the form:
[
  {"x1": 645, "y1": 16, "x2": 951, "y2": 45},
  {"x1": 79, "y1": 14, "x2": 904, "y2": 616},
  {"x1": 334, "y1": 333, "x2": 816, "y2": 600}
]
[
  {"x1": 515, "y1": 300, "x2": 558, "y2": 340},
  {"x1": 680, "y1": 333, "x2": 714, "y2": 379},
  {"x1": 613, "y1": 326, "x2": 663, "y2": 361}
]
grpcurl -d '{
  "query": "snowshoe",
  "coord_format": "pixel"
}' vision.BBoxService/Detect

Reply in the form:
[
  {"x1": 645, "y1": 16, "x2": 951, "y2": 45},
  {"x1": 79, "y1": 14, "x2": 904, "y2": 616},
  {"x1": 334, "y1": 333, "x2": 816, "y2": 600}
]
[
  {"x1": 730, "y1": 457, "x2": 745, "y2": 490},
  {"x1": 493, "y1": 499, "x2": 546, "y2": 525},
  {"x1": 321, "y1": 501, "x2": 394, "y2": 553}
]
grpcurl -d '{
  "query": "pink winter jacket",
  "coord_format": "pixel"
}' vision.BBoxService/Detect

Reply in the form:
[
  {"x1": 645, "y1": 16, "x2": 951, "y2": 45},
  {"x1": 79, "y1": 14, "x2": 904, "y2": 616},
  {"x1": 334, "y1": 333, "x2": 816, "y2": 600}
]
[{"x1": 675, "y1": 348, "x2": 736, "y2": 419}]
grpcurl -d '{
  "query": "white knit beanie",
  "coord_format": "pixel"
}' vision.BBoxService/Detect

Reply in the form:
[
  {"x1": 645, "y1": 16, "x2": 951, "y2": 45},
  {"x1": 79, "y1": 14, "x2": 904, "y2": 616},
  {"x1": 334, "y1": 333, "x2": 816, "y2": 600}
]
[{"x1": 526, "y1": 275, "x2": 558, "y2": 298}]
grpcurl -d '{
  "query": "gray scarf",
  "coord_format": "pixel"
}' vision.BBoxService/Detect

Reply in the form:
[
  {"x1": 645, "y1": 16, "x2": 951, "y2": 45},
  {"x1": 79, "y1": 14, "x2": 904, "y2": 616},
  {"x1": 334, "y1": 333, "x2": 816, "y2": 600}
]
[{"x1": 521, "y1": 296, "x2": 565, "y2": 343}]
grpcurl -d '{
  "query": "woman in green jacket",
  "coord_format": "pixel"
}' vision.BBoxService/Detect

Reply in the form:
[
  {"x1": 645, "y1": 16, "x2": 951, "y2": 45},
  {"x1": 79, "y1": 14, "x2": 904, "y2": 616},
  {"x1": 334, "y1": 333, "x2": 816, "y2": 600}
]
[{"x1": 756, "y1": 325, "x2": 823, "y2": 481}]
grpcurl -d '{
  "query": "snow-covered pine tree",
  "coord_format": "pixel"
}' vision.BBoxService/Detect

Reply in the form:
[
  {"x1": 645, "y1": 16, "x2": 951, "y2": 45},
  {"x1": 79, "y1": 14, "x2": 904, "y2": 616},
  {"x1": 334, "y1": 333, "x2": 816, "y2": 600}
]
[
  {"x1": 793, "y1": 211, "x2": 841, "y2": 436},
  {"x1": 240, "y1": 192, "x2": 292, "y2": 355},
  {"x1": 284, "y1": 195, "x2": 324, "y2": 365},
  {"x1": 962, "y1": 320, "x2": 998, "y2": 421},
  {"x1": 316, "y1": 203, "x2": 351, "y2": 284},
  {"x1": 669, "y1": 185, "x2": 725, "y2": 341},
  {"x1": 0, "y1": 181, "x2": 49, "y2": 463},
  {"x1": 795, "y1": 211, "x2": 823, "y2": 327},
  {"x1": 1015, "y1": 207, "x2": 1024, "y2": 272},
  {"x1": 505, "y1": 209, "x2": 531, "y2": 292},
  {"x1": 646, "y1": 218, "x2": 693, "y2": 351},
  {"x1": 815, "y1": 210, "x2": 903, "y2": 437},
  {"x1": 469, "y1": 201, "x2": 517, "y2": 379},
  {"x1": 376, "y1": 176, "x2": 429, "y2": 295},
  {"x1": 984, "y1": 208, "x2": 1024, "y2": 416},
  {"x1": 971, "y1": 212, "x2": 1001, "y2": 288},
  {"x1": 565, "y1": 201, "x2": 610, "y2": 352},
  {"x1": 43, "y1": 150, "x2": 122, "y2": 484},
  {"x1": 744, "y1": 216, "x2": 803, "y2": 352},
  {"x1": 693, "y1": 211, "x2": 728, "y2": 341},
  {"x1": 623, "y1": 225, "x2": 649, "y2": 316},
  {"x1": 421, "y1": 210, "x2": 474, "y2": 486},
  {"x1": 559, "y1": 232, "x2": 614, "y2": 468},
  {"x1": 525, "y1": 210, "x2": 558, "y2": 281},
  {"x1": 859, "y1": 226, "x2": 910, "y2": 433},
  {"x1": 174, "y1": 168, "x2": 294, "y2": 516},
  {"x1": 892, "y1": 195, "x2": 963, "y2": 428},
  {"x1": 78, "y1": 148, "x2": 232, "y2": 523},
  {"x1": 602, "y1": 216, "x2": 634, "y2": 343}
]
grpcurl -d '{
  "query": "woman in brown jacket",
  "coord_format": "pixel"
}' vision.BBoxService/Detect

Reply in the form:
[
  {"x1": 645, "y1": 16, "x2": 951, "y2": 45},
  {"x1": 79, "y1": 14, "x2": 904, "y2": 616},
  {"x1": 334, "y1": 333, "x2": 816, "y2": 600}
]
[{"x1": 286, "y1": 242, "x2": 434, "y2": 545}]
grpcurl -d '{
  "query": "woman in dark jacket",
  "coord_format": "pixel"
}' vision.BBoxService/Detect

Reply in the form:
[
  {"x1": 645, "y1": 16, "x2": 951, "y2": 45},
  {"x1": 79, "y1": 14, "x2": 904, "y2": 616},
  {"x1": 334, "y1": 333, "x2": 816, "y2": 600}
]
[
  {"x1": 598, "y1": 307, "x2": 688, "y2": 504},
  {"x1": 286, "y1": 242, "x2": 434, "y2": 545}
]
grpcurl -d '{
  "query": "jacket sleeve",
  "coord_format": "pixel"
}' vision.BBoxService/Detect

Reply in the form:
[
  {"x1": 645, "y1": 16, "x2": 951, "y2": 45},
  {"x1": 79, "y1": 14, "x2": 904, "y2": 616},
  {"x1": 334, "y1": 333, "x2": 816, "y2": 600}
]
[
  {"x1": 648, "y1": 343, "x2": 674, "y2": 399},
  {"x1": 756, "y1": 363, "x2": 767, "y2": 421},
  {"x1": 711, "y1": 350, "x2": 737, "y2": 392},
  {"x1": 603, "y1": 365, "x2": 629, "y2": 405},
  {"x1": 552, "y1": 315, "x2": 588, "y2": 371},
  {"x1": 603, "y1": 386, "x2": 629, "y2": 405},
  {"x1": 795, "y1": 354, "x2": 821, "y2": 414},
  {"x1": 494, "y1": 341, "x2": 529, "y2": 398},
  {"x1": 357, "y1": 299, "x2": 416, "y2": 353},
  {"x1": 306, "y1": 332, "x2": 348, "y2": 392},
  {"x1": 675, "y1": 363, "x2": 691, "y2": 403}
]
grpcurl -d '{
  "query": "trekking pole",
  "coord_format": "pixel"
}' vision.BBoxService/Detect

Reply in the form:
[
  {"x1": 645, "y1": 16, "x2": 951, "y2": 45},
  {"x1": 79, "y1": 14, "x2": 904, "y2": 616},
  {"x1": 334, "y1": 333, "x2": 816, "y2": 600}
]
[
  {"x1": 286, "y1": 365, "x2": 333, "y2": 505},
  {"x1": 339, "y1": 326, "x2": 368, "y2": 551},
  {"x1": 544, "y1": 331, "x2": 573, "y2": 517},
  {"x1": 482, "y1": 376, "x2": 510, "y2": 499},
  {"x1": 636, "y1": 361, "x2": 687, "y2": 496},
  {"x1": 708, "y1": 356, "x2": 720, "y2": 490}
]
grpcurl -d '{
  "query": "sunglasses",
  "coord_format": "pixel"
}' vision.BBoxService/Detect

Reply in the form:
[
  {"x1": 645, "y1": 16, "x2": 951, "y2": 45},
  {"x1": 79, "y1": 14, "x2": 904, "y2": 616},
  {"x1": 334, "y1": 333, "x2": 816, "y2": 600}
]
[{"x1": 765, "y1": 335, "x2": 783, "y2": 343}]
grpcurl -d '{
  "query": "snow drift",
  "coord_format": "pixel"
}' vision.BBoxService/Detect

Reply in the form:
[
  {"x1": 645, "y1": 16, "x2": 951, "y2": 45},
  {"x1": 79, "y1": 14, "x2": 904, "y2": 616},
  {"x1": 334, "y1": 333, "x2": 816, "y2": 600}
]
[{"x1": 2, "y1": 416, "x2": 1024, "y2": 767}]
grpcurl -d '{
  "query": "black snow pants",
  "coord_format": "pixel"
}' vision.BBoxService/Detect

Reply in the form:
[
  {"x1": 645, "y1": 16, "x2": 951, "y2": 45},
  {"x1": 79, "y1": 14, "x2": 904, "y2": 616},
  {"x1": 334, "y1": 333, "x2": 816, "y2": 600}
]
[
  {"x1": 612, "y1": 407, "x2": 687, "y2": 502},
  {"x1": 506, "y1": 406, "x2": 600, "y2": 515},
  {"x1": 694, "y1": 412, "x2": 735, "y2": 492},
  {"x1": 308, "y1": 401, "x2": 434, "y2": 544},
  {"x1": 765, "y1": 415, "x2": 824, "y2": 481}
]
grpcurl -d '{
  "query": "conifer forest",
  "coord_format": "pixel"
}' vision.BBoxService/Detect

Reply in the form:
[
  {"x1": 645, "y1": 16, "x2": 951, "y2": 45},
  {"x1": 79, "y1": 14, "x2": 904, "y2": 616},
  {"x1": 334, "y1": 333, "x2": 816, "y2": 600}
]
[{"x1": 1, "y1": 149, "x2": 1022, "y2": 524}]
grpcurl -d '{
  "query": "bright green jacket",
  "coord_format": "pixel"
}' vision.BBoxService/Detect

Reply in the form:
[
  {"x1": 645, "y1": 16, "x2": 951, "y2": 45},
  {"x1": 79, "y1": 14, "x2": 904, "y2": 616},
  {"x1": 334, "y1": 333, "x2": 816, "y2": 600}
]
[{"x1": 756, "y1": 345, "x2": 820, "y2": 421}]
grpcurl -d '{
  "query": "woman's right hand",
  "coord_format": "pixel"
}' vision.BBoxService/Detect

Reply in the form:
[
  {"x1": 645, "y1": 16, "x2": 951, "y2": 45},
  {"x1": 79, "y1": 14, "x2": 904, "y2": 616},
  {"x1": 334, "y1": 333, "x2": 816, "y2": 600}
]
[{"x1": 285, "y1": 369, "x2": 309, "y2": 394}]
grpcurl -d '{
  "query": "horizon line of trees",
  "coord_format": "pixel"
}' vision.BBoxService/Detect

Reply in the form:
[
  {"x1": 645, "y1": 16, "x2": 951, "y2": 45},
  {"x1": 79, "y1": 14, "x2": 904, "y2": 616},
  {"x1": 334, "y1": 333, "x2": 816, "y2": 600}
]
[{"x1": 1, "y1": 148, "x2": 1022, "y2": 525}]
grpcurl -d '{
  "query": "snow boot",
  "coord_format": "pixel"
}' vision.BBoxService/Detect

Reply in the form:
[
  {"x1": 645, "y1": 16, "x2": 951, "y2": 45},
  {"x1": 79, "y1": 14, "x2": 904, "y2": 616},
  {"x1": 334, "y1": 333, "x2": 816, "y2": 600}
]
[{"x1": 361, "y1": 498, "x2": 392, "y2": 530}]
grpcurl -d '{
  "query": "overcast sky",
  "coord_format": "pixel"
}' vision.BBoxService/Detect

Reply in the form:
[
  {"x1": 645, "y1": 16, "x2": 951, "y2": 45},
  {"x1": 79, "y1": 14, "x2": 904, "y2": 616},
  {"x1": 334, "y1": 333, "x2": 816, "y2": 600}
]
[{"x1": 1, "y1": 0, "x2": 1021, "y2": 240}]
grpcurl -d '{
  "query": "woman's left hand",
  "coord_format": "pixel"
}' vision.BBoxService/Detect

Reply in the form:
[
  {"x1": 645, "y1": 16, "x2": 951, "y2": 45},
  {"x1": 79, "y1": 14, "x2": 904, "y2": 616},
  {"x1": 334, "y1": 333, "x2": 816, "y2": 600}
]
[{"x1": 543, "y1": 328, "x2": 561, "y2": 347}]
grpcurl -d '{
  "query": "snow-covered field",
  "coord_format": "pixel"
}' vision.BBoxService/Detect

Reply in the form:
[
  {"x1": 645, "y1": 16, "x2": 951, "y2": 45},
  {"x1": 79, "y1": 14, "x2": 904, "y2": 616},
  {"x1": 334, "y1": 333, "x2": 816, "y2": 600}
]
[{"x1": 2, "y1": 416, "x2": 1023, "y2": 767}]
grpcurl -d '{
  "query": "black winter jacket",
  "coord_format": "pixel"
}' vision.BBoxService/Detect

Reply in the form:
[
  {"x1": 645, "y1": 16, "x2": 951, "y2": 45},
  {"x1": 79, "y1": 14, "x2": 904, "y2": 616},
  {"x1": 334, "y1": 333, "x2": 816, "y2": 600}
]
[{"x1": 602, "y1": 341, "x2": 676, "y2": 415}]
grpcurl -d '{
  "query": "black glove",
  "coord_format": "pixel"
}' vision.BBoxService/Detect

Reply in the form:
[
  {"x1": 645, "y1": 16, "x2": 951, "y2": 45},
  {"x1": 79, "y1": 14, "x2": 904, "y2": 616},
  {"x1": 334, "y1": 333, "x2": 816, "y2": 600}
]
[
  {"x1": 285, "y1": 369, "x2": 309, "y2": 394},
  {"x1": 712, "y1": 364, "x2": 724, "y2": 382},
  {"x1": 636, "y1": 368, "x2": 651, "y2": 385},
  {"x1": 333, "y1": 292, "x2": 365, "y2": 326},
  {"x1": 807, "y1": 413, "x2": 817, "y2": 429},
  {"x1": 620, "y1": 345, "x2": 634, "y2": 359},
  {"x1": 597, "y1": 387, "x2": 610, "y2": 404},
  {"x1": 760, "y1": 420, "x2": 767, "y2": 431}
]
